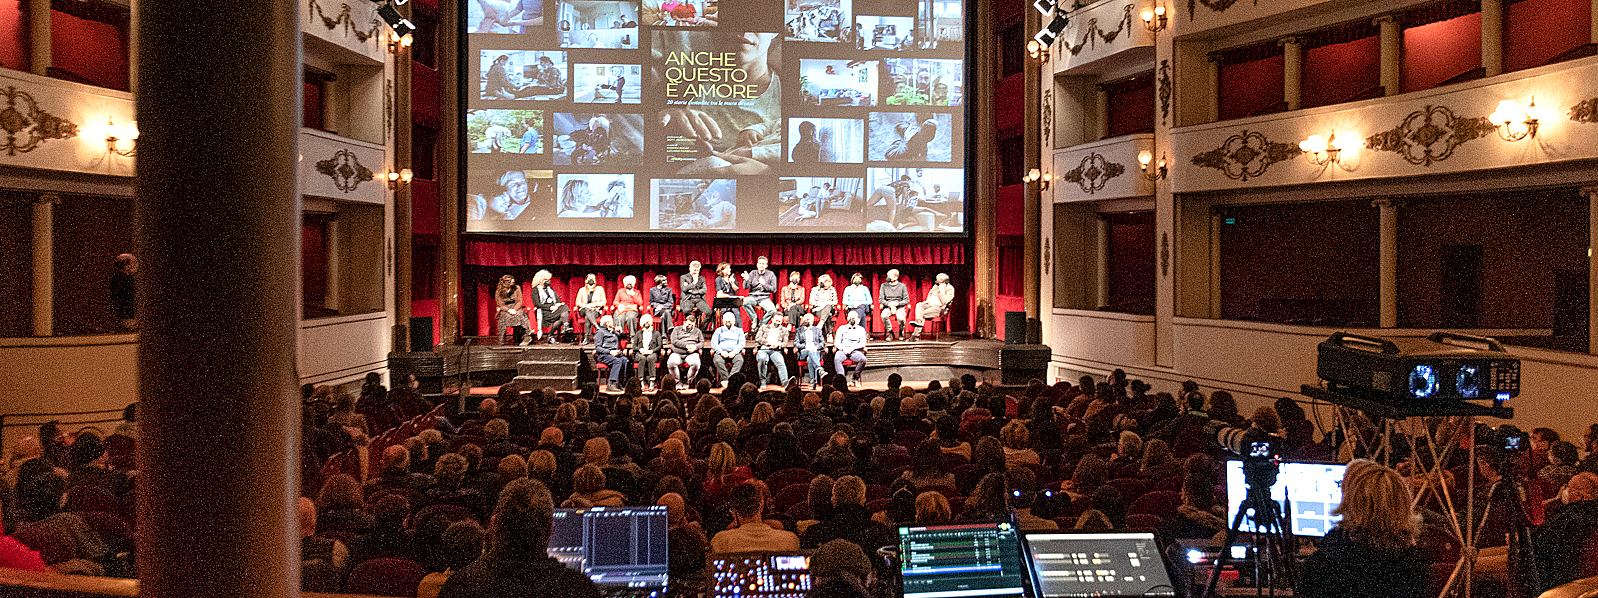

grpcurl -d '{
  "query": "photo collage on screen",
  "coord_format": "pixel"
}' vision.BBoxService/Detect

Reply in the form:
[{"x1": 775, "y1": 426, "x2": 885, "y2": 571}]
[{"x1": 465, "y1": 0, "x2": 966, "y2": 234}]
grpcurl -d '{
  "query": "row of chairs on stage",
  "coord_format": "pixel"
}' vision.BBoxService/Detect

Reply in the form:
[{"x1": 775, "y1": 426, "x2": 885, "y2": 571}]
[{"x1": 504, "y1": 300, "x2": 952, "y2": 345}]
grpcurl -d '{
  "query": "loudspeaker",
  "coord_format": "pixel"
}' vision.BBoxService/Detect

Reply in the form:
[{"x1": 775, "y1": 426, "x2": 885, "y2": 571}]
[
  {"x1": 1000, "y1": 344, "x2": 1052, "y2": 385},
  {"x1": 1004, "y1": 311, "x2": 1026, "y2": 344},
  {"x1": 1026, "y1": 318, "x2": 1042, "y2": 344},
  {"x1": 409, "y1": 317, "x2": 434, "y2": 352}
]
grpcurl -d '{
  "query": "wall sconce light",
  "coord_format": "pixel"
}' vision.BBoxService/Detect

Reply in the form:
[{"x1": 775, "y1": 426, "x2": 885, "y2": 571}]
[
  {"x1": 1026, "y1": 39, "x2": 1050, "y2": 62},
  {"x1": 1299, "y1": 131, "x2": 1356, "y2": 166},
  {"x1": 388, "y1": 31, "x2": 413, "y2": 54},
  {"x1": 1141, "y1": 5, "x2": 1167, "y2": 33},
  {"x1": 1137, "y1": 151, "x2": 1167, "y2": 181},
  {"x1": 1489, "y1": 97, "x2": 1543, "y2": 142},
  {"x1": 1024, "y1": 168, "x2": 1052, "y2": 189},
  {"x1": 105, "y1": 118, "x2": 137, "y2": 157},
  {"x1": 377, "y1": 168, "x2": 414, "y2": 189}
]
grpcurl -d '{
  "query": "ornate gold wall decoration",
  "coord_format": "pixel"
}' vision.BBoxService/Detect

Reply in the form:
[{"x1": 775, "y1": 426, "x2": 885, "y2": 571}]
[
  {"x1": 1061, "y1": 5, "x2": 1134, "y2": 56},
  {"x1": 0, "y1": 86, "x2": 79, "y2": 156},
  {"x1": 1190, "y1": 130, "x2": 1300, "y2": 181},
  {"x1": 1042, "y1": 88, "x2": 1053, "y2": 147},
  {"x1": 1160, "y1": 232, "x2": 1170, "y2": 277},
  {"x1": 1061, "y1": 152, "x2": 1125, "y2": 194},
  {"x1": 1569, "y1": 98, "x2": 1598, "y2": 124},
  {"x1": 1364, "y1": 105, "x2": 1494, "y2": 166},
  {"x1": 316, "y1": 148, "x2": 376, "y2": 192},
  {"x1": 1157, "y1": 60, "x2": 1172, "y2": 126},
  {"x1": 309, "y1": 0, "x2": 382, "y2": 43}
]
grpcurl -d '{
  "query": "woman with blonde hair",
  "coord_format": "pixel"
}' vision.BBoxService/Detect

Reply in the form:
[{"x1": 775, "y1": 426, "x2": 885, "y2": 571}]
[
  {"x1": 808, "y1": 274, "x2": 838, "y2": 339},
  {"x1": 1297, "y1": 459, "x2": 1426, "y2": 598},
  {"x1": 914, "y1": 491, "x2": 951, "y2": 525},
  {"x1": 701, "y1": 441, "x2": 752, "y2": 506}
]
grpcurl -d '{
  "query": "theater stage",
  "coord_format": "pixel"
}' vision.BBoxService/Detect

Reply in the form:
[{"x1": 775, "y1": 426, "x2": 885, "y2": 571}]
[{"x1": 393, "y1": 336, "x2": 1007, "y2": 395}]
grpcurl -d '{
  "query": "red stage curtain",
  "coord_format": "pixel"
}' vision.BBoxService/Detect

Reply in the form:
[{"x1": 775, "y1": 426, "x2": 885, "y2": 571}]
[{"x1": 466, "y1": 238, "x2": 965, "y2": 267}]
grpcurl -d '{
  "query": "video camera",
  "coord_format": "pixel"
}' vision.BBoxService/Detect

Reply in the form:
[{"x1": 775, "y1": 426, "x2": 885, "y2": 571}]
[{"x1": 1215, "y1": 424, "x2": 1280, "y2": 493}]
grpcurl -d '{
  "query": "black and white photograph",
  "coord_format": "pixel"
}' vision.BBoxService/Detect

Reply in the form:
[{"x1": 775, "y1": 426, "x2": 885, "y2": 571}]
[
  {"x1": 786, "y1": 117, "x2": 864, "y2": 163},
  {"x1": 573, "y1": 64, "x2": 642, "y2": 103},
  {"x1": 468, "y1": 109, "x2": 546, "y2": 154},
  {"x1": 652, "y1": 31, "x2": 785, "y2": 175},
  {"x1": 798, "y1": 59, "x2": 877, "y2": 106},
  {"x1": 480, "y1": 50, "x2": 568, "y2": 101},
  {"x1": 552, "y1": 113, "x2": 645, "y2": 165},
  {"x1": 468, "y1": 0, "x2": 544, "y2": 33},
  {"x1": 643, "y1": 0, "x2": 718, "y2": 26},
  {"x1": 915, "y1": 0, "x2": 963, "y2": 44},
  {"x1": 864, "y1": 167, "x2": 962, "y2": 232},
  {"x1": 651, "y1": 178, "x2": 737, "y2": 229},
  {"x1": 785, "y1": 0, "x2": 850, "y2": 42},
  {"x1": 556, "y1": 173, "x2": 635, "y2": 218},
  {"x1": 854, "y1": 15, "x2": 915, "y2": 50},
  {"x1": 884, "y1": 58, "x2": 962, "y2": 106},
  {"x1": 467, "y1": 169, "x2": 557, "y2": 230},
  {"x1": 777, "y1": 177, "x2": 864, "y2": 227},
  {"x1": 556, "y1": 1, "x2": 641, "y2": 48},
  {"x1": 868, "y1": 112, "x2": 951, "y2": 162}
]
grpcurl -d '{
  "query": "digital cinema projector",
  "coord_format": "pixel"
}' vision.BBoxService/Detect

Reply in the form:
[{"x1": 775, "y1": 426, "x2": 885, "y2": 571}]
[{"x1": 1316, "y1": 332, "x2": 1519, "y2": 411}]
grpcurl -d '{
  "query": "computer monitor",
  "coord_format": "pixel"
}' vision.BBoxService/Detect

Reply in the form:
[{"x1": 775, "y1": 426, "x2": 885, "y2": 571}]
[
  {"x1": 899, "y1": 521, "x2": 1030, "y2": 598},
  {"x1": 1022, "y1": 531, "x2": 1177, "y2": 598},
  {"x1": 706, "y1": 552, "x2": 813, "y2": 598},
  {"x1": 1225, "y1": 460, "x2": 1348, "y2": 537},
  {"x1": 548, "y1": 505, "x2": 670, "y2": 596}
]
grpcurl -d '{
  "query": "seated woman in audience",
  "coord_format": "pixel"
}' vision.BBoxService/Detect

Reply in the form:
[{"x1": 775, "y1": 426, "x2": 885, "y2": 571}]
[
  {"x1": 1137, "y1": 439, "x2": 1181, "y2": 481},
  {"x1": 812, "y1": 431, "x2": 856, "y2": 474},
  {"x1": 1298, "y1": 460, "x2": 1428, "y2": 598},
  {"x1": 1109, "y1": 431, "x2": 1142, "y2": 472},
  {"x1": 915, "y1": 490, "x2": 952, "y2": 525},
  {"x1": 806, "y1": 539, "x2": 873, "y2": 598},
  {"x1": 900, "y1": 440, "x2": 957, "y2": 490},
  {"x1": 962, "y1": 472, "x2": 1010, "y2": 522},
  {"x1": 798, "y1": 475, "x2": 836, "y2": 534},
  {"x1": 1001, "y1": 421, "x2": 1040, "y2": 467},
  {"x1": 657, "y1": 492, "x2": 709, "y2": 592},
  {"x1": 754, "y1": 427, "x2": 811, "y2": 478},
  {"x1": 1161, "y1": 454, "x2": 1225, "y2": 540},
  {"x1": 316, "y1": 473, "x2": 375, "y2": 535},
  {"x1": 702, "y1": 442, "x2": 753, "y2": 507},
  {"x1": 1061, "y1": 454, "x2": 1108, "y2": 503},
  {"x1": 931, "y1": 415, "x2": 971, "y2": 459},
  {"x1": 568, "y1": 464, "x2": 625, "y2": 507}
]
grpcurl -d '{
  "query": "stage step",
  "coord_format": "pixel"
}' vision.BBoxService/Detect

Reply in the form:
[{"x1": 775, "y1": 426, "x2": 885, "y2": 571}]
[
  {"x1": 513, "y1": 374, "x2": 579, "y2": 391},
  {"x1": 518, "y1": 359, "x2": 581, "y2": 378}
]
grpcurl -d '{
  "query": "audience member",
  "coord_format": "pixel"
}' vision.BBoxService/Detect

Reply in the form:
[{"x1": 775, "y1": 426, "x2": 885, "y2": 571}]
[
  {"x1": 711, "y1": 483, "x2": 799, "y2": 553},
  {"x1": 801, "y1": 476, "x2": 896, "y2": 554},
  {"x1": 1298, "y1": 460, "x2": 1427, "y2": 598},
  {"x1": 439, "y1": 479, "x2": 601, "y2": 598}
]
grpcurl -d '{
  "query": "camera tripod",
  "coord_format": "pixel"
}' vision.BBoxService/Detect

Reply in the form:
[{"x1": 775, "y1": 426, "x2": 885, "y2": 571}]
[{"x1": 1203, "y1": 467, "x2": 1298, "y2": 598}]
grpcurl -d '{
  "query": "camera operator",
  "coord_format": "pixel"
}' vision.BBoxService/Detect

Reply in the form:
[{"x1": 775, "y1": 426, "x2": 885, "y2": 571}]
[{"x1": 1297, "y1": 460, "x2": 1428, "y2": 598}]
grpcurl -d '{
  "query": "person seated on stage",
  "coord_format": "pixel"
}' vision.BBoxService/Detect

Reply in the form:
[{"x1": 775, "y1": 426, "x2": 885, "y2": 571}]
[
  {"x1": 714, "y1": 262, "x2": 750, "y2": 329},
  {"x1": 878, "y1": 269, "x2": 910, "y2": 341},
  {"x1": 908, "y1": 273, "x2": 954, "y2": 340},
  {"x1": 678, "y1": 260, "x2": 711, "y2": 331},
  {"x1": 1297, "y1": 460, "x2": 1427, "y2": 598},
  {"x1": 592, "y1": 315, "x2": 629, "y2": 393},
  {"x1": 648, "y1": 274, "x2": 676, "y2": 328},
  {"x1": 711, "y1": 312, "x2": 746, "y2": 388},
  {"x1": 631, "y1": 314, "x2": 667, "y2": 393},
  {"x1": 495, "y1": 274, "x2": 532, "y2": 345},
  {"x1": 530, "y1": 269, "x2": 572, "y2": 343},
  {"x1": 667, "y1": 315, "x2": 704, "y2": 390},
  {"x1": 575, "y1": 274, "x2": 607, "y2": 345},
  {"x1": 809, "y1": 274, "x2": 838, "y2": 342},
  {"x1": 437, "y1": 479, "x2": 600, "y2": 598},
  {"x1": 613, "y1": 275, "x2": 646, "y2": 334},
  {"x1": 754, "y1": 317, "x2": 791, "y2": 387},
  {"x1": 711, "y1": 482, "x2": 799, "y2": 553},
  {"x1": 795, "y1": 314, "x2": 828, "y2": 390},
  {"x1": 742, "y1": 256, "x2": 780, "y2": 327},
  {"x1": 832, "y1": 311, "x2": 868, "y2": 388},
  {"x1": 779, "y1": 272, "x2": 807, "y2": 328},
  {"x1": 841, "y1": 272, "x2": 872, "y2": 330}
]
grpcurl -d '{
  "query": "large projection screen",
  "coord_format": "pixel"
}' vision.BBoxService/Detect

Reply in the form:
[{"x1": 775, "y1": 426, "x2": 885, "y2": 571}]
[{"x1": 462, "y1": 0, "x2": 969, "y2": 235}]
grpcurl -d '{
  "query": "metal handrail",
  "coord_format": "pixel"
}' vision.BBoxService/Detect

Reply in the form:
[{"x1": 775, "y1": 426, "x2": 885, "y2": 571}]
[{"x1": 0, "y1": 408, "x2": 126, "y2": 443}]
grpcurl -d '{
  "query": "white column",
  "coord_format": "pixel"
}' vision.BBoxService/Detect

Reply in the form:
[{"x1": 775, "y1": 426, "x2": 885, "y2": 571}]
[
  {"x1": 1376, "y1": 16, "x2": 1401, "y2": 96},
  {"x1": 31, "y1": 194, "x2": 58, "y2": 337},
  {"x1": 1281, "y1": 37, "x2": 1302, "y2": 111},
  {"x1": 1482, "y1": 0, "x2": 1502, "y2": 77},
  {"x1": 28, "y1": 0, "x2": 49, "y2": 76},
  {"x1": 1095, "y1": 216, "x2": 1109, "y2": 309},
  {"x1": 1094, "y1": 86, "x2": 1110, "y2": 140},
  {"x1": 1205, "y1": 56, "x2": 1221, "y2": 123},
  {"x1": 1375, "y1": 198, "x2": 1399, "y2": 328},
  {"x1": 325, "y1": 218, "x2": 341, "y2": 312}
]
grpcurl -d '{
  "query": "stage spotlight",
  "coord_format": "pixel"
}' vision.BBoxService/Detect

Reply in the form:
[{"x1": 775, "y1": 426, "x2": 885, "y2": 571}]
[
  {"x1": 374, "y1": 0, "x2": 416, "y2": 37},
  {"x1": 1034, "y1": 0, "x2": 1057, "y2": 16},
  {"x1": 1034, "y1": 15, "x2": 1068, "y2": 48}
]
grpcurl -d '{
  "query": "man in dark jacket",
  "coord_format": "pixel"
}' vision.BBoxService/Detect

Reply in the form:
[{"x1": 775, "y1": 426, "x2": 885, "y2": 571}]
[
  {"x1": 631, "y1": 314, "x2": 667, "y2": 392},
  {"x1": 742, "y1": 256, "x2": 779, "y2": 326},
  {"x1": 439, "y1": 479, "x2": 600, "y2": 598},
  {"x1": 877, "y1": 269, "x2": 909, "y2": 340},
  {"x1": 593, "y1": 315, "x2": 629, "y2": 392},
  {"x1": 678, "y1": 260, "x2": 710, "y2": 331},
  {"x1": 668, "y1": 318, "x2": 704, "y2": 388},
  {"x1": 1534, "y1": 472, "x2": 1598, "y2": 591},
  {"x1": 800, "y1": 475, "x2": 897, "y2": 556}
]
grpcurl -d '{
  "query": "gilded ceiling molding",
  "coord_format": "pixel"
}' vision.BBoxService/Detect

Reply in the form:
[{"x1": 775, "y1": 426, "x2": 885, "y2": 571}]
[
  {"x1": 0, "y1": 86, "x2": 79, "y2": 157},
  {"x1": 308, "y1": 0, "x2": 383, "y2": 43},
  {"x1": 1061, "y1": 152, "x2": 1124, "y2": 194},
  {"x1": 316, "y1": 148, "x2": 376, "y2": 192},
  {"x1": 1364, "y1": 105, "x2": 1494, "y2": 166},
  {"x1": 1061, "y1": 5, "x2": 1134, "y2": 56},
  {"x1": 1190, "y1": 130, "x2": 1299, "y2": 181}
]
